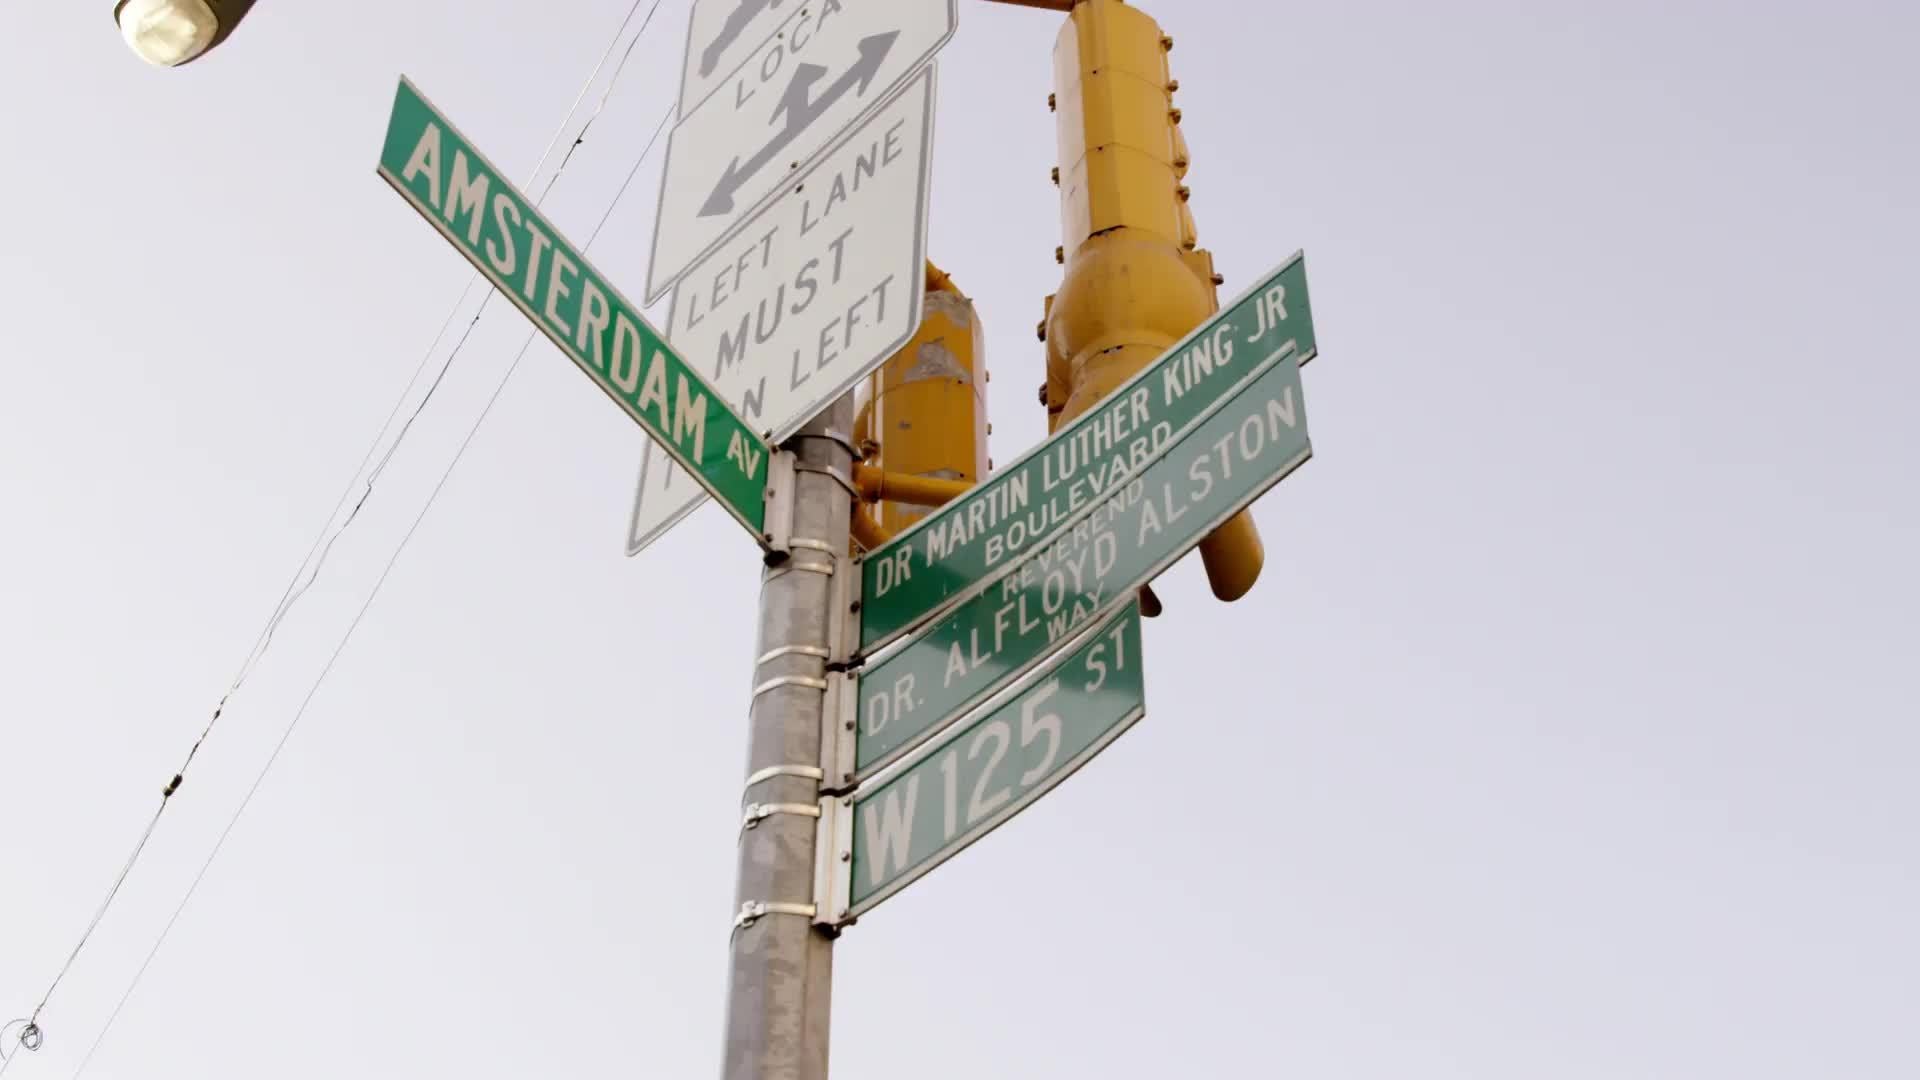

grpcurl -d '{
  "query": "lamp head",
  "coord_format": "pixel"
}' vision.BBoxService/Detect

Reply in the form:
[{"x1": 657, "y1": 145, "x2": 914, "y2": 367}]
[{"x1": 115, "y1": 0, "x2": 257, "y2": 67}]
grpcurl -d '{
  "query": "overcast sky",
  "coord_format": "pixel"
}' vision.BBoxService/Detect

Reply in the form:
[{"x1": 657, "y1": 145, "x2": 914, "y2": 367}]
[{"x1": 3, "y1": 2, "x2": 1916, "y2": 1078}]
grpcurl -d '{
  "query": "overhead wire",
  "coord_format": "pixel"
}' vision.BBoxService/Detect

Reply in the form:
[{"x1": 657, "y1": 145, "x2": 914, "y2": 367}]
[
  {"x1": 0, "y1": 0, "x2": 676, "y2": 1071},
  {"x1": 67, "y1": 101, "x2": 676, "y2": 1080},
  {"x1": 232, "y1": 0, "x2": 664, "y2": 713}
]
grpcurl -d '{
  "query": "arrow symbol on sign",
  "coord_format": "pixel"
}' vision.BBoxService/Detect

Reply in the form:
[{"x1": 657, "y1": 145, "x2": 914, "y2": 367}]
[
  {"x1": 700, "y1": 0, "x2": 785, "y2": 78},
  {"x1": 699, "y1": 30, "x2": 900, "y2": 218}
]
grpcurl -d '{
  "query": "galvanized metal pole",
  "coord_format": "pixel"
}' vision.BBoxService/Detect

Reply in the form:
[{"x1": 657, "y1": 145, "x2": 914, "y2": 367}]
[{"x1": 722, "y1": 395, "x2": 854, "y2": 1080}]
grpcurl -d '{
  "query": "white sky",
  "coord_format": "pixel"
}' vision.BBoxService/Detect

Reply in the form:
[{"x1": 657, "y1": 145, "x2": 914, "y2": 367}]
[{"x1": 3, "y1": 2, "x2": 1916, "y2": 1078}]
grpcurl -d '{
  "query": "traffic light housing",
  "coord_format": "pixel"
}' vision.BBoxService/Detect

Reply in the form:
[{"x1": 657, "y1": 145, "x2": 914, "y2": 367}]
[
  {"x1": 1043, "y1": 0, "x2": 1265, "y2": 601},
  {"x1": 854, "y1": 263, "x2": 990, "y2": 541}
]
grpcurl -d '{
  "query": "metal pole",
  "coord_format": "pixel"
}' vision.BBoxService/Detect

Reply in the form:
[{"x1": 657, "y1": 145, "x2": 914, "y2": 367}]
[{"x1": 723, "y1": 394, "x2": 854, "y2": 1080}]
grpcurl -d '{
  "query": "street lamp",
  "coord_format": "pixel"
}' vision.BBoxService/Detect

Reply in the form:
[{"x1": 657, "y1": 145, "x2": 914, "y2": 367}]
[{"x1": 114, "y1": 0, "x2": 257, "y2": 67}]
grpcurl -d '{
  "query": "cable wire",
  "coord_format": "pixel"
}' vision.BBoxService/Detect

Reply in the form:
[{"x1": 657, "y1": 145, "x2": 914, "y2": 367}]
[
  {"x1": 66, "y1": 99, "x2": 677, "y2": 1080},
  {"x1": 230, "y1": 0, "x2": 665, "y2": 725},
  {"x1": 0, "y1": 0, "x2": 672, "y2": 1070}
]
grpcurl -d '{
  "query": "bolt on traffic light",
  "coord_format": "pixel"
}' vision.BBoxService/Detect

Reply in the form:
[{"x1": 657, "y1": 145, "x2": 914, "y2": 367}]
[{"x1": 1042, "y1": 0, "x2": 1264, "y2": 602}]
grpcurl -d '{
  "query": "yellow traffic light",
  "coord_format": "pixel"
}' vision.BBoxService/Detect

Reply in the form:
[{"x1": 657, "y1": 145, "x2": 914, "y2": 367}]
[
  {"x1": 853, "y1": 263, "x2": 990, "y2": 540},
  {"x1": 1043, "y1": 0, "x2": 1263, "y2": 601}
]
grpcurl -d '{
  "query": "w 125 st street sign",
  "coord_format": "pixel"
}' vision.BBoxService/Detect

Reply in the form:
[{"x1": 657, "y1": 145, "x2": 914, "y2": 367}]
[
  {"x1": 853, "y1": 341, "x2": 1311, "y2": 781},
  {"x1": 645, "y1": 0, "x2": 956, "y2": 303},
  {"x1": 377, "y1": 77, "x2": 774, "y2": 541},
  {"x1": 629, "y1": 66, "x2": 936, "y2": 555},
  {"x1": 858, "y1": 254, "x2": 1317, "y2": 653},
  {"x1": 819, "y1": 602, "x2": 1144, "y2": 925}
]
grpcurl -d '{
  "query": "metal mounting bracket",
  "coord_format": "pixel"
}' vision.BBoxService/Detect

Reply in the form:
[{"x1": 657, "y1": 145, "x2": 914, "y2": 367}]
[
  {"x1": 762, "y1": 450, "x2": 798, "y2": 555},
  {"x1": 812, "y1": 795, "x2": 856, "y2": 929},
  {"x1": 819, "y1": 672, "x2": 859, "y2": 795},
  {"x1": 831, "y1": 546, "x2": 862, "y2": 669}
]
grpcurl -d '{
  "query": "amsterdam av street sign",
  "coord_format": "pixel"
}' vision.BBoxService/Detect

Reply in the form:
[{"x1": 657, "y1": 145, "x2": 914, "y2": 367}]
[
  {"x1": 646, "y1": 0, "x2": 956, "y2": 303},
  {"x1": 818, "y1": 602, "x2": 1145, "y2": 924},
  {"x1": 377, "y1": 77, "x2": 774, "y2": 542},
  {"x1": 857, "y1": 254, "x2": 1317, "y2": 654}
]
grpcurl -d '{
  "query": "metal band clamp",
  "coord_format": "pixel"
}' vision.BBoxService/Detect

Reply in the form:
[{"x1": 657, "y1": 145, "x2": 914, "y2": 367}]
[
  {"x1": 785, "y1": 428, "x2": 859, "y2": 456},
  {"x1": 741, "y1": 802, "x2": 822, "y2": 830},
  {"x1": 742, "y1": 763, "x2": 825, "y2": 790},
  {"x1": 762, "y1": 560, "x2": 835, "y2": 584},
  {"x1": 751, "y1": 674, "x2": 828, "y2": 699},
  {"x1": 734, "y1": 900, "x2": 817, "y2": 930},
  {"x1": 793, "y1": 464, "x2": 859, "y2": 501},
  {"x1": 756, "y1": 644, "x2": 831, "y2": 666}
]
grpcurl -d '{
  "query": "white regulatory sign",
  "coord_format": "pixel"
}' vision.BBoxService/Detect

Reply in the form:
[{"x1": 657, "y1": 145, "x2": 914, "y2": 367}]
[
  {"x1": 628, "y1": 65, "x2": 936, "y2": 556},
  {"x1": 644, "y1": 0, "x2": 956, "y2": 304},
  {"x1": 677, "y1": 0, "x2": 794, "y2": 121}
]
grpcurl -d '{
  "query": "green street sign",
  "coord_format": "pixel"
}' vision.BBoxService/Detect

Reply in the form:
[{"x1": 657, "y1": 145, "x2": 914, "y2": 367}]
[
  {"x1": 377, "y1": 77, "x2": 772, "y2": 540},
  {"x1": 857, "y1": 253, "x2": 1316, "y2": 652},
  {"x1": 826, "y1": 601, "x2": 1144, "y2": 924},
  {"x1": 854, "y1": 347, "x2": 1308, "y2": 780}
]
